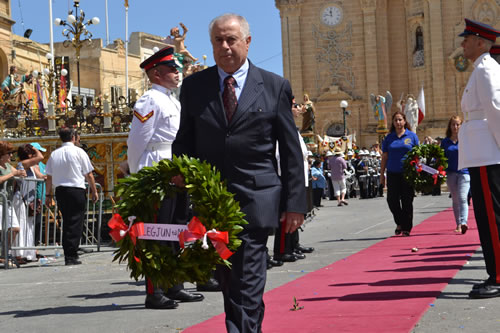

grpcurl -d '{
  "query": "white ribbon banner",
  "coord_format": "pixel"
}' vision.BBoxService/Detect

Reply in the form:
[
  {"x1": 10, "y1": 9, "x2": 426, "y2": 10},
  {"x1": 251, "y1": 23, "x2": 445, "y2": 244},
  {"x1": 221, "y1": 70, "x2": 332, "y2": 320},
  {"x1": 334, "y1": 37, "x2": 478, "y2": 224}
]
[
  {"x1": 138, "y1": 223, "x2": 187, "y2": 241},
  {"x1": 419, "y1": 164, "x2": 438, "y2": 175}
]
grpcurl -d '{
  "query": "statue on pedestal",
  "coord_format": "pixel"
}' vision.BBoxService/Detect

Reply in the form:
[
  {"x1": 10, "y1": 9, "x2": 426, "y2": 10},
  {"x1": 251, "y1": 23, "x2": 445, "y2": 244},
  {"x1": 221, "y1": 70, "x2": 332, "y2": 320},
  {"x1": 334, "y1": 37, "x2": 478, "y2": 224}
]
[
  {"x1": 369, "y1": 91, "x2": 392, "y2": 131},
  {"x1": 170, "y1": 23, "x2": 198, "y2": 63},
  {"x1": 300, "y1": 93, "x2": 315, "y2": 133},
  {"x1": 398, "y1": 94, "x2": 418, "y2": 133}
]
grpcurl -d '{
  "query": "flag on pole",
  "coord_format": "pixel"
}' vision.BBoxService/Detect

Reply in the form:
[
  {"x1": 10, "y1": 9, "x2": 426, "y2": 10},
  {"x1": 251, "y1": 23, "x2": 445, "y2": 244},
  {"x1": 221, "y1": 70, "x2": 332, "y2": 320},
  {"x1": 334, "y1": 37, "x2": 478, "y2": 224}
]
[
  {"x1": 417, "y1": 85, "x2": 425, "y2": 124},
  {"x1": 124, "y1": 0, "x2": 129, "y2": 8}
]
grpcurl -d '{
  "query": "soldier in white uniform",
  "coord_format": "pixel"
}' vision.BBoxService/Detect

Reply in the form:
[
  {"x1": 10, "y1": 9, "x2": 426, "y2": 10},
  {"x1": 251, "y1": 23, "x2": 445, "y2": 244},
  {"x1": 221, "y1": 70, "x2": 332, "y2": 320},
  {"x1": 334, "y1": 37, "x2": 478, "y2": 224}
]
[
  {"x1": 127, "y1": 46, "x2": 204, "y2": 309},
  {"x1": 457, "y1": 19, "x2": 500, "y2": 299}
]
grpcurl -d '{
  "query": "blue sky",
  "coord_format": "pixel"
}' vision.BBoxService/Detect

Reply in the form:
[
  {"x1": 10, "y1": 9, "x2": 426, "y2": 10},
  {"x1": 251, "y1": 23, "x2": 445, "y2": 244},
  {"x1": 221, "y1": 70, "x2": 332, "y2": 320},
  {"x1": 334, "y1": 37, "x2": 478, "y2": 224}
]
[{"x1": 11, "y1": 0, "x2": 284, "y2": 76}]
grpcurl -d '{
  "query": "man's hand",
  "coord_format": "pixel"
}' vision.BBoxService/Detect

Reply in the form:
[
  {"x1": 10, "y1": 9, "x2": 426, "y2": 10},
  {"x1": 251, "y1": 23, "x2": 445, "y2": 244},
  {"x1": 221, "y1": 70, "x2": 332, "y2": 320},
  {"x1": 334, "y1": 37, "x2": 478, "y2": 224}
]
[
  {"x1": 380, "y1": 174, "x2": 385, "y2": 188},
  {"x1": 280, "y1": 211, "x2": 304, "y2": 234},
  {"x1": 170, "y1": 174, "x2": 185, "y2": 188},
  {"x1": 91, "y1": 190, "x2": 99, "y2": 203}
]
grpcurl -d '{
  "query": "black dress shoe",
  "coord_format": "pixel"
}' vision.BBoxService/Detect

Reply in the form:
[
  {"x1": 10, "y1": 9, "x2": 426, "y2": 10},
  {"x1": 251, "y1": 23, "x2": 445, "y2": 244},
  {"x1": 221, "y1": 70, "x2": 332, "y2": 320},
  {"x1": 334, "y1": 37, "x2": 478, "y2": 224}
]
[
  {"x1": 145, "y1": 294, "x2": 178, "y2": 309},
  {"x1": 293, "y1": 252, "x2": 306, "y2": 260},
  {"x1": 274, "y1": 254, "x2": 297, "y2": 262},
  {"x1": 469, "y1": 284, "x2": 500, "y2": 298},
  {"x1": 472, "y1": 279, "x2": 498, "y2": 290},
  {"x1": 269, "y1": 257, "x2": 283, "y2": 267},
  {"x1": 65, "y1": 258, "x2": 82, "y2": 266},
  {"x1": 197, "y1": 278, "x2": 221, "y2": 292},
  {"x1": 296, "y1": 244, "x2": 314, "y2": 253},
  {"x1": 166, "y1": 289, "x2": 204, "y2": 302}
]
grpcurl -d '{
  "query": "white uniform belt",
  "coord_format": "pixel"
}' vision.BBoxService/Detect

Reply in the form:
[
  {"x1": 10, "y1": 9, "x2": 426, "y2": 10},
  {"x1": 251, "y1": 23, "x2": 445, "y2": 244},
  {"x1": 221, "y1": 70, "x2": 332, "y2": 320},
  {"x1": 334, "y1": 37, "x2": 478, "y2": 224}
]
[
  {"x1": 146, "y1": 141, "x2": 172, "y2": 152},
  {"x1": 464, "y1": 110, "x2": 486, "y2": 122}
]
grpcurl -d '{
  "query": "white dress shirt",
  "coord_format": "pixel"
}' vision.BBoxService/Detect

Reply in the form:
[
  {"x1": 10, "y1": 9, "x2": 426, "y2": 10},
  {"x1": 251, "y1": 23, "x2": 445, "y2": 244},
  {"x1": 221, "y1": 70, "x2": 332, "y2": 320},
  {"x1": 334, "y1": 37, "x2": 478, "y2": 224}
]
[
  {"x1": 45, "y1": 142, "x2": 94, "y2": 189},
  {"x1": 459, "y1": 52, "x2": 500, "y2": 169},
  {"x1": 127, "y1": 83, "x2": 180, "y2": 173}
]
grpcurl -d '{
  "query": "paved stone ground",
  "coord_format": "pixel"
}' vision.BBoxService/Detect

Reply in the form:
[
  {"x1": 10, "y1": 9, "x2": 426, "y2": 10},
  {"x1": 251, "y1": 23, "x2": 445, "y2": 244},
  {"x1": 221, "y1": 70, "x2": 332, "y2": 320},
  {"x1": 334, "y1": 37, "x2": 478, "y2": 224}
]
[{"x1": 0, "y1": 194, "x2": 496, "y2": 333}]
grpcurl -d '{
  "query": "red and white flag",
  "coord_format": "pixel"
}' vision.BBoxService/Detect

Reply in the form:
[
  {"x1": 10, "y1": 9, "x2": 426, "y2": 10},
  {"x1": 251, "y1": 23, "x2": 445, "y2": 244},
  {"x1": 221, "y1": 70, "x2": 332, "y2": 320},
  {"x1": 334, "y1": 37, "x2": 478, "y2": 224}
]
[{"x1": 417, "y1": 85, "x2": 425, "y2": 124}]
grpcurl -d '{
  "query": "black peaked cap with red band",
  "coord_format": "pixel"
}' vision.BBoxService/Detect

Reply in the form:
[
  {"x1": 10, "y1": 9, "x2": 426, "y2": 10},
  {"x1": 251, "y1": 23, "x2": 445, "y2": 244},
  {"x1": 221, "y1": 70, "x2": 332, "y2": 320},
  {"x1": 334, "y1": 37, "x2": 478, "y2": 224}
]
[
  {"x1": 459, "y1": 18, "x2": 500, "y2": 42},
  {"x1": 140, "y1": 46, "x2": 177, "y2": 71},
  {"x1": 491, "y1": 45, "x2": 500, "y2": 55}
]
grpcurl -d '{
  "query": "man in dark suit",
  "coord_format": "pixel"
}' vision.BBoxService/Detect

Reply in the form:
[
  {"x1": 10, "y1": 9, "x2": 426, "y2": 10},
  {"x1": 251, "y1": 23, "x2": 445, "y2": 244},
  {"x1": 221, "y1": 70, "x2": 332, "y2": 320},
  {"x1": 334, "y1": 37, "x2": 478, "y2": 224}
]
[{"x1": 173, "y1": 13, "x2": 307, "y2": 333}]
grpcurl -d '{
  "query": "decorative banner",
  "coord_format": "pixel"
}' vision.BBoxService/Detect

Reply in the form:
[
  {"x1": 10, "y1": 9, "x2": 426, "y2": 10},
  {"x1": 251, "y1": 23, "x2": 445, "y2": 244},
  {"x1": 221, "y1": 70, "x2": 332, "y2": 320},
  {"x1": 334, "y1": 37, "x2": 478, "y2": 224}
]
[
  {"x1": 420, "y1": 164, "x2": 438, "y2": 175},
  {"x1": 139, "y1": 223, "x2": 187, "y2": 241}
]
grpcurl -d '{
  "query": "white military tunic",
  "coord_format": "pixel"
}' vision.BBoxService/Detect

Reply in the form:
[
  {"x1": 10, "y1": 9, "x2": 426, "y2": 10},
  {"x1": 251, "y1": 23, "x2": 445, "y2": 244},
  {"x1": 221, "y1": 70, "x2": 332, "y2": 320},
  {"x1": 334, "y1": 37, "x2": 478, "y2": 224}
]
[
  {"x1": 459, "y1": 52, "x2": 500, "y2": 169},
  {"x1": 127, "y1": 84, "x2": 180, "y2": 173}
]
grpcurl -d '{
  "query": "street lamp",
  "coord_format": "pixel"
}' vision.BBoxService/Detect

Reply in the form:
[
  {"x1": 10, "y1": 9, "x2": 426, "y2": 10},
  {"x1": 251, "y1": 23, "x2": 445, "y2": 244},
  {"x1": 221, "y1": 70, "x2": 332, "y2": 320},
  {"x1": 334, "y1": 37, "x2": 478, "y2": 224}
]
[
  {"x1": 340, "y1": 100, "x2": 350, "y2": 138},
  {"x1": 55, "y1": 0, "x2": 99, "y2": 121}
]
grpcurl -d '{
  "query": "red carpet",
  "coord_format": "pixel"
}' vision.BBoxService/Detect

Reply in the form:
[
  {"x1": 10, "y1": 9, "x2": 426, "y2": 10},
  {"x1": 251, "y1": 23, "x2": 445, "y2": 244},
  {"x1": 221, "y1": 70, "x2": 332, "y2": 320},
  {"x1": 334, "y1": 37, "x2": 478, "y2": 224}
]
[{"x1": 183, "y1": 208, "x2": 480, "y2": 332}]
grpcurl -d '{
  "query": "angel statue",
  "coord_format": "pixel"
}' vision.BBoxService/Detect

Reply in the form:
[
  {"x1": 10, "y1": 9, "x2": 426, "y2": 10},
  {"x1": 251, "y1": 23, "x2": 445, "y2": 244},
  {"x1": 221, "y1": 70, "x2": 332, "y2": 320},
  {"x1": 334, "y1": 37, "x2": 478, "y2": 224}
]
[
  {"x1": 369, "y1": 91, "x2": 392, "y2": 130},
  {"x1": 403, "y1": 94, "x2": 419, "y2": 132}
]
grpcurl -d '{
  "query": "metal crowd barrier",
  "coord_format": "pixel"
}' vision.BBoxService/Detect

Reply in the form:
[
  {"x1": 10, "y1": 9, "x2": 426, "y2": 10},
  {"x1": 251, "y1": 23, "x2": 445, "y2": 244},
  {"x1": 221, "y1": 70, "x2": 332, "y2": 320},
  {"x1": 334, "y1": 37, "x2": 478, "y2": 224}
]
[{"x1": 0, "y1": 177, "x2": 103, "y2": 269}]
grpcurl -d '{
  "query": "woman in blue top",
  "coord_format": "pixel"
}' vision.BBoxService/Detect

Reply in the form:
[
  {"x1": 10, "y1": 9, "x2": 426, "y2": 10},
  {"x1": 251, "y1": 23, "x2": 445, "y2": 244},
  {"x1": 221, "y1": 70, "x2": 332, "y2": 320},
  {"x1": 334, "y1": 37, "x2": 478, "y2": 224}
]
[
  {"x1": 441, "y1": 115, "x2": 470, "y2": 234},
  {"x1": 380, "y1": 111, "x2": 419, "y2": 236},
  {"x1": 311, "y1": 160, "x2": 326, "y2": 208}
]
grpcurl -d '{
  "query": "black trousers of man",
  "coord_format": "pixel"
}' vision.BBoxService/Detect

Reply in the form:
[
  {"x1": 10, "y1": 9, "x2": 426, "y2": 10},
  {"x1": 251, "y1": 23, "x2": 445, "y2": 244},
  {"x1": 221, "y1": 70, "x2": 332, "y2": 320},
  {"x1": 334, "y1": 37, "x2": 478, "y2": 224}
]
[
  {"x1": 216, "y1": 228, "x2": 270, "y2": 333},
  {"x1": 146, "y1": 192, "x2": 189, "y2": 297},
  {"x1": 386, "y1": 172, "x2": 414, "y2": 233},
  {"x1": 55, "y1": 186, "x2": 86, "y2": 261},
  {"x1": 469, "y1": 165, "x2": 500, "y2": 284}
]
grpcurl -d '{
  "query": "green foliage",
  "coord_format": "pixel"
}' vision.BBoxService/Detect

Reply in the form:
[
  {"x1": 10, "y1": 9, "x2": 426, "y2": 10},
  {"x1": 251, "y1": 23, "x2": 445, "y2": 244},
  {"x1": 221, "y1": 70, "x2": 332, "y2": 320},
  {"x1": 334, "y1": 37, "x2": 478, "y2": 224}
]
[
  {"x1": 403, "y1": 144, "x2": 448, "y2": 193},
  {"x1": 112, "y1": 155, "x2": 247, "y2": 289}
]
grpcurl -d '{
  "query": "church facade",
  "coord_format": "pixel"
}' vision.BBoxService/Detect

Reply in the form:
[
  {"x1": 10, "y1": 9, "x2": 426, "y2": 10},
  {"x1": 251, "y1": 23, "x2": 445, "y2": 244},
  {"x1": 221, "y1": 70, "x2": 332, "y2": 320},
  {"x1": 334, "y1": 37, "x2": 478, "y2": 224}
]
[{"x1": 275, "y1": 0, "x2": 500, "y2": 147}]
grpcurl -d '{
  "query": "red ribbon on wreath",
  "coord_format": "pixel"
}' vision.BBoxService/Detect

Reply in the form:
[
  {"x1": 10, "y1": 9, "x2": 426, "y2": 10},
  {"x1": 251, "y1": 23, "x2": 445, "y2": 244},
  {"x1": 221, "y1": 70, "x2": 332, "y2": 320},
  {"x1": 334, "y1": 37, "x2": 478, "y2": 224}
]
[
  {"x1": 179, "y1": 216, "x2": 233, "y2": 260},
  {"x1": 108, "y1": 214, "x2": 144, "y2": 246},
  {"x1": 410, "y1": 157, "x2": 423, "y2": 173},
  {"x1": 432, "y1": 166, "x2": 446, "y2": 185}
]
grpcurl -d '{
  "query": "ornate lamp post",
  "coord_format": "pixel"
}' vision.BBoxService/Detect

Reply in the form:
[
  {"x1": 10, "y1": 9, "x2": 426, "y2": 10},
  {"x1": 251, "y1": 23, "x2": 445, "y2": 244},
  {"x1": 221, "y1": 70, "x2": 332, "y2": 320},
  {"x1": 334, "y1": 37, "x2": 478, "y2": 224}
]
[
  {"x1": 54, "y1": 0, "x2": 99, "y2": 123},
  {"x1": 340, "y1": 100, "x2": 350, "y2": 138}
]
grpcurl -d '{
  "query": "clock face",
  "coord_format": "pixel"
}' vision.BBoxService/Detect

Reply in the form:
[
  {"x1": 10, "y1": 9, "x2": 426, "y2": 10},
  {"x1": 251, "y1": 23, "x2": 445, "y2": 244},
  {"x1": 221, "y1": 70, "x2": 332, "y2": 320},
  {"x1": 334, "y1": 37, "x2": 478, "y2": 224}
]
[{"x1": 321, "y1": 5, "x2": 343, "y2": 26}]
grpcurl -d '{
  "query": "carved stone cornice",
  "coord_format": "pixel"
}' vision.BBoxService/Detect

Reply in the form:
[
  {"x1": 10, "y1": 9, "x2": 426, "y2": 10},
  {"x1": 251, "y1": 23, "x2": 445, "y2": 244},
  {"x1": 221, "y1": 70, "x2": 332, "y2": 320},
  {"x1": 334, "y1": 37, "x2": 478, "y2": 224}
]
[{"x1": 275, "y1": 0, "x2": 304, "y2": 10}]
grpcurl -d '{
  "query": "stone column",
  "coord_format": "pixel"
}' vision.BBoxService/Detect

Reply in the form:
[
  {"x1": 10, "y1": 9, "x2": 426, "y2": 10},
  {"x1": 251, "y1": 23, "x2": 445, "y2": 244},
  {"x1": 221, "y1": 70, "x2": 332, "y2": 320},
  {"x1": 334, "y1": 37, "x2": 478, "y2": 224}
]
[
  {"x1": 275, "y1": 0, "x2": 304, "y2": 97},
  {"x1": 360, "y1": 0, "x2": 378, "y2": 124},
  {"x1": 425, "y1": 0, "x2": 446, "y2": 120}
]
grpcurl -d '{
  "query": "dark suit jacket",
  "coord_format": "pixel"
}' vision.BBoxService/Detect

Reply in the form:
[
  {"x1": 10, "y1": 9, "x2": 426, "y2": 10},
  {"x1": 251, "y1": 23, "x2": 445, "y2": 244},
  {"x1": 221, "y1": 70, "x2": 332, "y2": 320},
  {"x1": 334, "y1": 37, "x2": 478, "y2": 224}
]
[{"x1": 173, "y1": 61, "x2": 307, "y2": 229}]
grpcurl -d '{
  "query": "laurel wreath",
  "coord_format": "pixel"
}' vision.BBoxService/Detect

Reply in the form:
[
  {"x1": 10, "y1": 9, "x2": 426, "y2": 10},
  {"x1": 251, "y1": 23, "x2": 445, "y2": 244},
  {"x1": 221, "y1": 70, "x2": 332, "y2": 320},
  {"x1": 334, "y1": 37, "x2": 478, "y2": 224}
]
[
  {"x1": 403, "y1": 144, "x2": 448, "y2": 193},
  {"x1": 112, "y1": 155, "x2": 247, "y2": 290}
]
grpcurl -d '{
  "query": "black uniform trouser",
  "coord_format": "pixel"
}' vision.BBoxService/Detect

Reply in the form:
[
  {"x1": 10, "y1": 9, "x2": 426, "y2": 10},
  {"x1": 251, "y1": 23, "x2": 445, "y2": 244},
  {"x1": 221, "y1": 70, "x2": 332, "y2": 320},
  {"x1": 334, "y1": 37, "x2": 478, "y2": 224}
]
[
  {"x1": 312, "y1": 188, "x2": 323, "y2": 207},
  {"x1": 55, "y1": 186, "x2": 86, "y2": 260},
  {"x1": 145, "y1": 192, "x2": 189, "y2": 296},
  {"x1": 469, "y1": 165, "x2": 500, "y2": 284},
  {"x1": 386, "y1": 172, "x2": 414, "y2": 233},
  {"x1": 217, "y1": 228, "x2": 269, "y2": 333}
]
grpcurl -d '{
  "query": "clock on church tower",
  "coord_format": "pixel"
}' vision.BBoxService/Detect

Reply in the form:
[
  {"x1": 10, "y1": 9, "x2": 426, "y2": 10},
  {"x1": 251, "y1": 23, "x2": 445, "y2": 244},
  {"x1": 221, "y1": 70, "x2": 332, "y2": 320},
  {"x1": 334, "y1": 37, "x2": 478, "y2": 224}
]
[{"x1": 320, "y1": 3, "x2": 344, "y2": 27}]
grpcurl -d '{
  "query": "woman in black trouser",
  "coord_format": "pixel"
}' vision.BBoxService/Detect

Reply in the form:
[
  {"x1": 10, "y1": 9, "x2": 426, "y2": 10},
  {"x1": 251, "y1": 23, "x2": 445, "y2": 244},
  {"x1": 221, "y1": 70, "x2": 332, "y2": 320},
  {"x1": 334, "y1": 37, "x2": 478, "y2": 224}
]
[{"x1": 380, "y1": 111, "x2": 419, "y2": 236}]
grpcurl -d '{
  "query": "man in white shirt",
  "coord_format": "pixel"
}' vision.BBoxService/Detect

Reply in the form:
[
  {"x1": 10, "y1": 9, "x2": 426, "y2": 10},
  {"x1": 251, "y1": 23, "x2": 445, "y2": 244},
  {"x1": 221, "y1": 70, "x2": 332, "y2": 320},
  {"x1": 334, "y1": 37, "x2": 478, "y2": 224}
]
[
  {"x1": 457, "y1": 18, "x2": 500, "y2": 299},
  {"x1": 127, "y1": 46, "x2": 204, "y2": 310},
  {"x1": 45, "y1": 128, "x2": 98, "y2": 266}
]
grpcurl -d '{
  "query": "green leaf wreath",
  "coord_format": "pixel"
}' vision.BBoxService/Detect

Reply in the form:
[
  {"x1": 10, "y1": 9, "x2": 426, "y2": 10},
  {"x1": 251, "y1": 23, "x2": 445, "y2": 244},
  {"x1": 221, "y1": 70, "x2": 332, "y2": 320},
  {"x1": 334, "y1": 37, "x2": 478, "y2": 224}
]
[
  {"x1": 403, "y1": 144, "x2": 448, "y2": 193},
  {"x1": 111, "y1": 155, "x2": 247, "y2": 290}
]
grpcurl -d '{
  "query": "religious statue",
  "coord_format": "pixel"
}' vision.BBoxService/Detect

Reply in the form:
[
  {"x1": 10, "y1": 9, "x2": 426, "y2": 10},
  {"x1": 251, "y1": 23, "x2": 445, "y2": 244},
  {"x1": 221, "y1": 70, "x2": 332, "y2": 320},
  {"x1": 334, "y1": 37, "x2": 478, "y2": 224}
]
[
  {"x1": 300, "y1": 93, "x2": 315, "y2": 133},
  {"x1": 369, "y1": 91, "x2": 392, "y2": 130},
  {"x1": 170, "y1": 22, "x2": 198, "y2": 63},
  {"x1": 403, "y1": 94, "x2": 419, "y2": 132}
]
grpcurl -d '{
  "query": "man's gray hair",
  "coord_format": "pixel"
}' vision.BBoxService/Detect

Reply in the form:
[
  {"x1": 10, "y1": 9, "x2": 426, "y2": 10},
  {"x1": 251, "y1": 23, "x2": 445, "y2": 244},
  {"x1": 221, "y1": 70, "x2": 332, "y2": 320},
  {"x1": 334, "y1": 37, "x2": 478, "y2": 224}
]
[{"x1": 209, "y1": 13, "x2": 251, "y2": 39}]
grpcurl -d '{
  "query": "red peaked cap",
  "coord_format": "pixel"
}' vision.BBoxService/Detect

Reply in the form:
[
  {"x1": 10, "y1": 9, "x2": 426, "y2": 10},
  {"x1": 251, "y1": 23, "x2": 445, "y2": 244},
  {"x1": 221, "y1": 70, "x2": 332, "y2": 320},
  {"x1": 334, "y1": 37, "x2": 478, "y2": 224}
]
[
  {"x1": 459, "y1": 18, "x2": 500, "y2": 42},
  {"x1": 140, "y1": 46, "x2": 177, "y2": 71}
]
